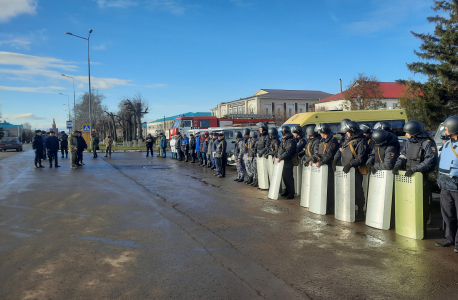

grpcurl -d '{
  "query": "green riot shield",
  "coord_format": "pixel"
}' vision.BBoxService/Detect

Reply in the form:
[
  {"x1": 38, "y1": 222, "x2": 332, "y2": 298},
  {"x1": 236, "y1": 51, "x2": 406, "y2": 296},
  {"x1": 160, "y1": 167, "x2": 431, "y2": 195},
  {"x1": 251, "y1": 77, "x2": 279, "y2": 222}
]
[{"x1": 395, "y1": 171, "x2": 424, "y2": 240}]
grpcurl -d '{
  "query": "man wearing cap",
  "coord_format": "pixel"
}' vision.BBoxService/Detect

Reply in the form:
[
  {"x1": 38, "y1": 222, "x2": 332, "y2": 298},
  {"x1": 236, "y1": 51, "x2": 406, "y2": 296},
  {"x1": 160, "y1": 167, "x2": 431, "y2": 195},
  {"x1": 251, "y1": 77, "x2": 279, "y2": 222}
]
[
  {"x1": 201, "y1": 132, "x2": 209, "y2": 166},
  {"x1": 60, "y1": 131, "x2": 68, "y2": 158},
  {"x1": 91, "y1": 132, "x2": 100, "y2": 158},
  {"x1": 214, "y1": 132, "x2": 227, "y2": 178},
  {"x1": 46, "y1": 131, "x2": 61, "y2": 168},
  {"x1": 69, "y1": 130, "x2": 79, "y2": 169},
  {"x1": 32, "y1": 130, "x2": 45, "y2": 168},
  {"x1": 160, "y1": 133, "x2": 167, "y2": 158},
  {"x1": 211, "y1": 132, "x2": 220, "y2": 170},
  {"x1": 41, "y1": 130, "x2": 47, "y2": 160},
  {"x1": 77, "y1": 131, "x2": 87, "y2": 166},
  {"x1": 189, "y1": 133, "x2": 196, "y2": 162}
]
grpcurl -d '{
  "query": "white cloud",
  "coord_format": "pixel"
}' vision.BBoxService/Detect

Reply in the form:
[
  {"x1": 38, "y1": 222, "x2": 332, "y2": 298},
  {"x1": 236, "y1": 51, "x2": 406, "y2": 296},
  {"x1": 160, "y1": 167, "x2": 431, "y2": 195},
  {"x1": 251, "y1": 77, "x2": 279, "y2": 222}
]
[
  {"x1": 0, "y1": 85, "x2": 66, "y2": 93},
  {"x1": 96, "y1": 0, "x2": 138, "y2": 8},
  {"x1": 0, "y1": 29, "x2": 47, "y2": 50},
  {"x1": 146, "y1": 83, "x2": 167, "y2": 88},
  {"x1": 0, "y1": 0, "x2": 37, "y2": 23},
  {"x1": 93, "y1": 43, "x2": 106, "y2": 50},
  {"x1": 0, "y1": 38, "x2": 31, "y2": 50},
  {"x1": 147, "y1": 0, "x2": 186, "y2": 15},
  {"x1": 3, "y1": 113, "x2": 45, "y2": 120}
]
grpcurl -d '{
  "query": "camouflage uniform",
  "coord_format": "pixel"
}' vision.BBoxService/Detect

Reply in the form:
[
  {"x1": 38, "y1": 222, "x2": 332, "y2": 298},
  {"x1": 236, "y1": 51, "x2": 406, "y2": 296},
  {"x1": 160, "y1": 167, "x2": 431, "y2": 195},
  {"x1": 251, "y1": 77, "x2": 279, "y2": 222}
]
[
  {"x1": 156, "y1": 137, "x2": 162, "y2": 157},
  {"x1": 92, "y1": 136, "x2": 100, "y2": 158},
  {"x1": 105, "y1": 137, "x2": 113, "y2": 157},
  {"x1": 242, "y1": 137, "x2": 251, "y2": 178},
  {"x1": 69, "y1": 132, "x2": 79, "y2": 169},
  {"x1": 234, "y1": 137, "x2": 245, "y2": 180},
  {"x1": 248, "y1": 138, "x2": 258, "y2": 180}
]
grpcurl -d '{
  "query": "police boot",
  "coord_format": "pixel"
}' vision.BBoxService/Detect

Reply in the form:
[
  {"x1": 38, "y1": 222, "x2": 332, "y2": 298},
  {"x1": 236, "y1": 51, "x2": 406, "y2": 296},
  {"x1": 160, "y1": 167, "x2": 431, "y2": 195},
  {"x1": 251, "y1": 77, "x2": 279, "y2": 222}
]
[
  {"x1": 355, "y1": 208, "x2": 365, "y2": 222},
  {"x1": 233, "y1": 177, "x2": 240, "y2": 181},
  {"x1": 34, "y1": 162, "x2": 38, "y2": 169},
  {"x1": 251, "y1": 178, "x2": 258, "y2": 187},
  {"x1": 38, "y1": 162, "x2": 45, "y2": 168},
  {"x1": 246, "y1": 177, "x2": 253, "y2": 185},
  {"x1": 237, "y1": 178, "x2": 244, "y2": 182}
]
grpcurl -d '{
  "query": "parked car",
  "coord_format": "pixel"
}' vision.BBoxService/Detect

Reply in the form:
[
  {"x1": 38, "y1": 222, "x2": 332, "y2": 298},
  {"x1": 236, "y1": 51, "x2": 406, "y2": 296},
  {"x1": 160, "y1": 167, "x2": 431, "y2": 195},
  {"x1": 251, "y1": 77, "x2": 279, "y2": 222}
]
[{"x1": 0, "y1": 137, "x2": 23, "y2": 152}]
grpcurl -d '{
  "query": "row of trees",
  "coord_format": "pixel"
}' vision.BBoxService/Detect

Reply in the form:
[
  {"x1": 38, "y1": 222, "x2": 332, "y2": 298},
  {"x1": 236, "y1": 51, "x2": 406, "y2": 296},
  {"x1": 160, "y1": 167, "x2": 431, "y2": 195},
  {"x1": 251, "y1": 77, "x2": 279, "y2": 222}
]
[{"x1": 74, "y1": 89, "x2": 149, "y2": 145}]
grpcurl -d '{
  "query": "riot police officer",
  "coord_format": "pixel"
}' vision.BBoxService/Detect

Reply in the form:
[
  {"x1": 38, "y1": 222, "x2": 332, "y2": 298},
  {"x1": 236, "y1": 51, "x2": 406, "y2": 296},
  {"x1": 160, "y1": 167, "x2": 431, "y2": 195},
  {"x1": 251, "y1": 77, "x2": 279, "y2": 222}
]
[
  {"x1": 276, "y1": 126, "x2": 297, "y2": 199},
  {"x1": 265, "y1": 127, "x2": 280, "y2": 159},
  {"x1": 374, "y1": 121, "x2": 393, "y2": 132},
  {"x1": 393, "y1": 120, "x2": 438, "y2": 233},
  {"x1": 32, "y1": 130, "x2": 44, "y2": 168},
  {"x1": 248, "y1": 131, "x2": 259, "y2": 187},
  {"x1": 360, "y1": 123, "x2": 375, "y2": 156},
  {"x1": 312, "y1": 123, "x2": 339, "y2": 214},
  {"x1": 256, "y1": 124, "x2": 270, "y2": 158},
  {"x1": 366, "y1": 130, "x2": 400, "y2": 173},
  {"x1": 339, "y1": 118, "x2": 351, "y2": 147},
  {"x1": 234, "y1": 131, "x2": 245, "y2": 182},
  {"x1": 242, "y1": 128, "x2": 252, "y2": 184},
  {"x1": 292, "y1": 126, "x2": 307, "y2": 157},
  {"x1": 436, "y1": 116, "x2": 458, "y2": 252},
  {"x1": 300, "y1": 126, "x2": 320, "y2": 166},
  {"x1": 333, "y1": 121, "x2": 368, "y2": 221}
]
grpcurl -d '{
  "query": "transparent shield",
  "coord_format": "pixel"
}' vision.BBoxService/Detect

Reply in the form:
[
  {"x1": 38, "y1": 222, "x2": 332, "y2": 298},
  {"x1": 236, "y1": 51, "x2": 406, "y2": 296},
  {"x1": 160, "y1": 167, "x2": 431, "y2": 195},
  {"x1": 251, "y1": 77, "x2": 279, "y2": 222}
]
[
  {"x1": 268, "y1": 160, "x2": 284, "y2": 200},
  {"x1": 366, "y1": 171, "x2": 394, "y2": 230},
  {"x1": 334, "y1": 166, "x2": 356, "y2": 222},
  {"x1": 300, "y1": 166, "x2": 312, "y2": 208},
  {"x1": 309, "y1": 164, "x2": 328, "y2": 215}
]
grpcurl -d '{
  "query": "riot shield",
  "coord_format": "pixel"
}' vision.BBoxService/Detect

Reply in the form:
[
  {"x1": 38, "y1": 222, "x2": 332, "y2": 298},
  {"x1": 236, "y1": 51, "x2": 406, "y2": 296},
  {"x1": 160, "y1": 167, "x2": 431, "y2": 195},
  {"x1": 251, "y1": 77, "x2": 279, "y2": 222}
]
[
  {"x1": 267, "y1": 155, "x2": 274, "y2": 181},
  {"x1": 362, "y1": 175, "x2": 369, "y2": 211},
  {"x1": 257, "y1": 156, "x2": 269, "y2": 190},
  {"x1": 309, "y1": 164, "x2": 328, "y2": 215},
  {"x1": 300, "y1": 165, "x2": 312, "y2": 207},
  {"x1": 268, "y1": 159, "x2": 284, "y2": 200},
  {"x1": 395, "y1": 171, "x2": 424, "y2": 239},
  {"x1": 366, "y1": 170, "x2": 393, "y2": 230},
  {"x1": 294, "y1": 163, "x2": 303, "y2": 195},
  {"x1": 334, "y1": 166, "x2": 355, "y2": 222}
]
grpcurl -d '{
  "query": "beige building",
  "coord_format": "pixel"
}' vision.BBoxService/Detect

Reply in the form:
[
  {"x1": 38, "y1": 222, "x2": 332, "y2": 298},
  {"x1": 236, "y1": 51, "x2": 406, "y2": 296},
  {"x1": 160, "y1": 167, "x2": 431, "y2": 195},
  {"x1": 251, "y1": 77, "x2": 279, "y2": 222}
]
[{"x1": 211, "y1": 89, "x2": 332, "y2": 119}]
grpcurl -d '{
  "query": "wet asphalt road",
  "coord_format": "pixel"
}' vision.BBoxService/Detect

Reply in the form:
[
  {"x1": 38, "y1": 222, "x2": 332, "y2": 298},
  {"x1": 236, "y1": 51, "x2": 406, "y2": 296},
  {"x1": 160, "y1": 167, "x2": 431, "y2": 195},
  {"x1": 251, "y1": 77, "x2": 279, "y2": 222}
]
[{"x1": 1, "y1": 149, "x2": 458, "y2": 300}]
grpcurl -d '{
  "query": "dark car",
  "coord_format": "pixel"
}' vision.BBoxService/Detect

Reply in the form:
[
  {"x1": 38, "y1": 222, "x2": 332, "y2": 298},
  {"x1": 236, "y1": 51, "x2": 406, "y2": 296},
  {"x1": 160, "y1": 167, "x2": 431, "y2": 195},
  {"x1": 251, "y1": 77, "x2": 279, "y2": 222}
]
[{"x1": 0, "y1": 137, "x2": 23, "y2": 152}]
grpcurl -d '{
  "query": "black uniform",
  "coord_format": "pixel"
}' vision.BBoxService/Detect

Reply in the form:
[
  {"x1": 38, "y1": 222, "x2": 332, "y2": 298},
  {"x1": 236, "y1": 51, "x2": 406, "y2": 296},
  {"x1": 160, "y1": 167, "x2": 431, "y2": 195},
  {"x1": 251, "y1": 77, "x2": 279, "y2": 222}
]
[
  {"x1": 334, "y1": 134, "x2": 368, "y2": 214},
  {"x1": 145, "y1": 136, "x2": 154, "y2": 157},
  {"x1": 394, "y1": 132, "x2": 438, "y2": 226},
  {"x1": 46, "y1": 136, "x2": 60, "y2": 167},
  {"x1": 366, "y1": 133, "x2": 399, "y2": 171},
  {"x1": 77, "y1": 136, "x2": 87, "y2": 165},
  {"x1": 265, "y1": 136, "x2": 280, "y2": 158},
  {"x1": 256, "y1": 131, "x2": 270, "y2": 157},
  {"x1": 295, "y1": 136, "x2": 307, "y2": 157},
  {"x1": 32, "y1": 134, "x2": 44, "y2": 167},
  {"x1": 301, "y1": 136, "x2": 320, "y2": 165},
  {"x1": 215, "y1": 138, "x2": 227, "y2": 176},
  {"x1": 276, "y1": 134, "x2": 297, "y2": 197},
  {"x1": 313, "y1": 135, "x2": 339, "y2": 214},
  {"x1": 365, "y1": 135, "x2": 376, "y2": 158},
  {"x1": 189, "y1": 136, "x2": 196, "y2": 163},
  {"x1": 60, "y1": 134, "x2": 68, "y2": 158}
]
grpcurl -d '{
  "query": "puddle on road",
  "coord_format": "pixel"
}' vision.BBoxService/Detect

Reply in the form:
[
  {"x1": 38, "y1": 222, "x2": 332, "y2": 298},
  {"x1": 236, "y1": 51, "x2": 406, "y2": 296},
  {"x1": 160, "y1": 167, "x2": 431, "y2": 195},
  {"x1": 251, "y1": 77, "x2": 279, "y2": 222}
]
[
  {"x1": 142, "y1": 166, "x2": 172, "y2": 170},
  {"x1": 73, "y1": 235, "x2": 141, "y2": 248}
]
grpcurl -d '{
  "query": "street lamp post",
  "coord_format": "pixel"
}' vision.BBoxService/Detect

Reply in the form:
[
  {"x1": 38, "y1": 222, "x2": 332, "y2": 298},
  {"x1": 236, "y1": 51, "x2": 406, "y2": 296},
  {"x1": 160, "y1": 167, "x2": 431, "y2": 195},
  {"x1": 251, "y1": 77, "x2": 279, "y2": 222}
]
[
  {"x1": 60, "y1": 93, "x2": 71, "y2": 133},
  {"x1": 65, "y1": 29, "x2": 93, "y2": 144},
  {"x1": 61, "y1": 74, "x2": 76, "y2": 126}
]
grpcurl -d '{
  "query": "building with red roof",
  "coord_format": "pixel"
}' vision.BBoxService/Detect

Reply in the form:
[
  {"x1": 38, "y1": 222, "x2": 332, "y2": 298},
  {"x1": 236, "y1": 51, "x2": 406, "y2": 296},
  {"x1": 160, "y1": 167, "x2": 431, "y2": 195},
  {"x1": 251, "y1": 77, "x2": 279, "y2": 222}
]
[{"x1": 314, "y1": 82, "x2": 407, "y2": 111}]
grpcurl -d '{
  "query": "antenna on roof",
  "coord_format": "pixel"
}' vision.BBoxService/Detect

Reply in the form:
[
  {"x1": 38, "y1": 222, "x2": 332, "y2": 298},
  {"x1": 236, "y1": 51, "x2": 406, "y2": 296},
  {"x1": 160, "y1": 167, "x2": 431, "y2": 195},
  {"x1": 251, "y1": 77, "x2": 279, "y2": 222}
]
[{"x1": 340, "y1": 79, "x2": 342, "y2": 93}]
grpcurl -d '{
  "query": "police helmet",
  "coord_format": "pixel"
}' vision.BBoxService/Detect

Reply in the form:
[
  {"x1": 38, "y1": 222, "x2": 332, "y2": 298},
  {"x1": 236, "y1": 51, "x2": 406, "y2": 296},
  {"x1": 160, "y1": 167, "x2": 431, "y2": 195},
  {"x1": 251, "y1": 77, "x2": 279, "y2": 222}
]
[
  {"x1": 249, "y1": 131, "x2": 258, "y2": 138},
  {"x1": 360, "y1": 123, "x2": 372, "y2": 134},
  {"x1": 374, "y1": 121, "x2": 392, "y2": 132},
  {"x1": 268, "y1": 127, "x2": 278, "y2": 137},
  {"x1": 217, "y1": 132, "x2": 224, "y2": 137},
  {"x1": 339, "y1": 118, "x2": 351, "y2": 133},
  {"x1": 444, "y1": 116, "x2": 458, "y2": 135},
  {"x1": 281, "y1": 126, "x2": 292, "y2": 135},
  {"x1": 371, "y1": 130, "x2": 390, "y2": 145},
  {"x1": 306, "y1": 125, "x2": 318, "y2": 137},
  {"x1": 403, "y1": 120, "x2": 425, "y2": 136},
  {"x1": 61, "y1": 131, "x2": 65, "y2": 134},
  {"x1": 343, "y1": 121, "x2": 361, "y2": 134},
  {"x1": 242, "y1": 128, "x2": 251, "y2": 136},
  {"x1": 235, "y1": 131, "x2": 243, "y2": 139},
  {"x1": 316, "y1": 123, "x2": 333, "y2": 134},
  {"x1": 259, "y1": 123, "x2": 268, "y2": 131},
  {"x1": 291, "y1": 126, "x2": 302, "y2": 135}
]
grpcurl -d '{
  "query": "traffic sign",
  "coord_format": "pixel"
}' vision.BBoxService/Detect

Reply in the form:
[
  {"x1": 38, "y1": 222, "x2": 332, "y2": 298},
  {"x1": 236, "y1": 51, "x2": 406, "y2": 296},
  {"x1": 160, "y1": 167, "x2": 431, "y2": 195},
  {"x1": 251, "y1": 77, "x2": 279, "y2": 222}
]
[
  {"x1": 66, "y1": 120, "x2": 72, "y2": 129},
  {"x1": 82, "y1": 124, "x2": 91, "y2": 132}
]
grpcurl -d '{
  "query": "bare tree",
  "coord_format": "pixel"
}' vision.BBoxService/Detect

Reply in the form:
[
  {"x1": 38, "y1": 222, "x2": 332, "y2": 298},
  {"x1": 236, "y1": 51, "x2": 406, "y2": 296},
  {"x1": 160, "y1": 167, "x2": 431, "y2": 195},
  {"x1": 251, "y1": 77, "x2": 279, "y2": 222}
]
[
  {"x1": 74, "y1": 88, "x2": 108, "y2": 133},
  {"x1": 344, "y1": 73, "x2": 386, "y2": 110},
  {"x1": 122, "y1": 93, "x2": 149, "y2": 145}
]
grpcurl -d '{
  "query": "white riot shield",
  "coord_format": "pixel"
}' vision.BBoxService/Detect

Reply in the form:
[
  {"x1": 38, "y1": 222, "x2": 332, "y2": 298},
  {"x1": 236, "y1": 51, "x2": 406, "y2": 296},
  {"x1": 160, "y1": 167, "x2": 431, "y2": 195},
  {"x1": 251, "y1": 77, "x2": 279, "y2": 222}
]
[
  {"x1": 334, "y1": 166, "x2": 356, "y2": 222},
  {"x1": 309, "y1": 164, "x2": 328, "y2": 215},
  {"x1": 395, "y1": 171, "x2": 424, "y2": 239},
  {"x1": 365, "y1": 170, "x2": 393, "y2": 230},
  {"x1": 268, "y1": 160, "x2": 284, "y2": 200},
  {"x1": 362, "y1": 175, "x2": 369, "y2": 211},
  {"x1": 267, "y1": 155, "x2": 274, "y2": 181},
  {"x1": 300, "y1": 165, "x2": 312, "y2": 207},
  {"x1": 294, "y1": 163, "x2": 302, "y2": 195},
  {"x1": 257, "y1": 156, "x2": 269, "y2": 190}
]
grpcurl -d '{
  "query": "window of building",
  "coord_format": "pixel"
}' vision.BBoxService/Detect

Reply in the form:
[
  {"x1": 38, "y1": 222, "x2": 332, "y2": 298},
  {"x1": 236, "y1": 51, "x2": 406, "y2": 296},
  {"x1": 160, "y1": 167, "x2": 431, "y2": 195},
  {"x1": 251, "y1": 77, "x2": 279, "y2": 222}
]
[
  {"x1": 200, "y1": 120, "x2": 210, "y2": 128},
  {"x1": 182, "y1": 120, "x2": 192, "y2": 128}
]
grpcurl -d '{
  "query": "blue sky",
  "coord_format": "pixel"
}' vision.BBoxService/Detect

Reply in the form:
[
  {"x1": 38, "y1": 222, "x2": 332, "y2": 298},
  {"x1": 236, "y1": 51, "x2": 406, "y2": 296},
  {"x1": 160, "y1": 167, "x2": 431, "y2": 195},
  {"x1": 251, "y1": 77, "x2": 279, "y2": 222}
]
[{"x1": 0, "y1": 0, "x2": 436, "y2": 130}]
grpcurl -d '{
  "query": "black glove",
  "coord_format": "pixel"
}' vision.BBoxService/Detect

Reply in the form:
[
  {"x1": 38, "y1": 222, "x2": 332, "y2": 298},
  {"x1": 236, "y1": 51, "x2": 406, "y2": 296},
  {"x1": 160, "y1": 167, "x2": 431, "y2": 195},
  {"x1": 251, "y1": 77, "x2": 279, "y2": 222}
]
[
  {"x1": 343, "y1": 163, "x2": 352, "y2": 173},
  {"x1": 312, "y1": 154, "x2": 319, "y2": 163},
  {"x1": 392, "y1": 167, "x2": 400, "y2": 175},
  {"x1": 405, "y1": 168, "x2": 415, "y2": 177},
  {"x1": 298, "y1": 151, "x2": 305, "y2": 158},
  {"x1": 332, "y1": 161, "x2": 337, "y2": 172},
  {"x1": 371, "y1": 165, "x2": 378, "y2": 174}
]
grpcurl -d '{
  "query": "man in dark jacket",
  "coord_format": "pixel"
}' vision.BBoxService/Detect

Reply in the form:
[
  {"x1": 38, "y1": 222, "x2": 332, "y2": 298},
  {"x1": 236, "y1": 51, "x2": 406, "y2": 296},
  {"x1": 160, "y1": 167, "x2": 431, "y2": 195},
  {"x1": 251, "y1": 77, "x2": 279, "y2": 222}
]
[
  {"x1": 241, "y1": 129, "x2": 251, "y2": 183},
  {"x1": 366, "y1": 130, "x2": 399, "y2": 173},
  {"x1": 60, "y1": 131, "x2": 68, "y2": 158},
  {"x1": 312, "y1": 123, "x2": 339, "y2": 214},
  {"x1": 41, "y1": 130, "x2": 47, "y2": 160},
  {"x1": 32, "y1": 130, "x2": 44, "y2": 168},
  {"x1": 46, "y1": 131, "x2": 61, "y2": 168},
  {"x1": 91, "y1": 133, "x2": 99, "y2": 158},
  {"x1": 160, "y1": 133, "x2": 167, "y2": 158},
  {"x1": 333, "y1": 121, "x2": 368, "y2": 221},
  {"x1": 206, "y1": 133, "x2": 214, "y2": 168},
  {"x1": 300, "y1": 126, "x2": 320, "y2": 166},
  {"x1": 189, "y1": 134, "x2": 196, "y2": 163},
  {"x1": 77, "y1": 132, "x2": 87, "y2": 166},
  {"x1": 276, "y1": 126, "x2": 297, "y2": 199},
  {"x1": 256, "y1": 124, "x2": 270, "y2": 158},
  {"x1": 265, "y1": 128, "x2": 280, "y2": 159},
  {"x1": 393, "y1": 120, "x2": 438, "y2": 233},
  {"x1": 145, "y1": 134, "x2": 154, "y2": 157},
  {"x1": 202, "y1": 131, "x2": 209, "y2": 167},
  {"x1": 248, "y1": 131, "x2": 258, "y2": 187},
  {"x1": 211, "y1": 132, "x2": 220, "y2": 170},
  {"x1": 176, "y1": 132, "x2": 183, "y2": 161},
  {"x1": 292, "y1": 126, "x2": 307, "y2": 156},
  {"x1": 214, "y1": 132, "x2": 227, "y2": 178}
]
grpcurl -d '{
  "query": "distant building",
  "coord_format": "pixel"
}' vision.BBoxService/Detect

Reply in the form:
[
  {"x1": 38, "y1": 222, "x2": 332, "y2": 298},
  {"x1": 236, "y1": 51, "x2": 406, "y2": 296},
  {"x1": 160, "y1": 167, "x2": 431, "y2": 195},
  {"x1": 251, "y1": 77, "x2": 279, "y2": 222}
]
[
  {"x1": 211, "y1": 89, "x2": 332, "y2": 120},
  {"x1": 314, "y1": 82, "x2": 406, "y2": 111},
  {"x1": 1, "y1": 121, "x2": 23, "y2": 138},
  {"x1": 49, "y1": 118, "x2": 59, "y2": 134},
  {"x1": 146, "y1": 112, "x2": 212, "y2": 138}
]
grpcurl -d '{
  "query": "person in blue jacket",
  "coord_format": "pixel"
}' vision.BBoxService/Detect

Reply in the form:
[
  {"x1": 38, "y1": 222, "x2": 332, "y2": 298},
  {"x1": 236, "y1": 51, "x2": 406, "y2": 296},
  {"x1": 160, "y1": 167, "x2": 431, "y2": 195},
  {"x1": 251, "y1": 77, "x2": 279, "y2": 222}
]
[
  {"x1": 159, "y1": 133, "x2": 167, "y2": 158},
  {"x1": 195, "y1": 132, "x2": 202, "y2": 165},
  {"x1": 182, "y1": 134, "x2": 189, "y2": 162}
]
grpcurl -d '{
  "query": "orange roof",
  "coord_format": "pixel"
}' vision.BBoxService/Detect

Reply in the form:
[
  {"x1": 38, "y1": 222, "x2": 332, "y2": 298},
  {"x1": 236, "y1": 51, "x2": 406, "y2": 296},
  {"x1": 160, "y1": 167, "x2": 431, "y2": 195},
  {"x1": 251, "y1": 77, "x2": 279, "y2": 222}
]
[{"x1": 315, "y1": 82, "x2": 407, "y2": 103}]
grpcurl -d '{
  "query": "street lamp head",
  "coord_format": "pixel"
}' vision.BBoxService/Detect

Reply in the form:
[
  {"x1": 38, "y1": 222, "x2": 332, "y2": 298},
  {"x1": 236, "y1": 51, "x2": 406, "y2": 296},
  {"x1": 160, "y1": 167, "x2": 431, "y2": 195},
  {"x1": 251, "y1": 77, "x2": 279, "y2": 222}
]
[
  {"x1": 89, "y1": 29, "x2": 93, "y2": 33},
  {"x1": 65, "y1": 31, "x2": 72, "y2": 35}
]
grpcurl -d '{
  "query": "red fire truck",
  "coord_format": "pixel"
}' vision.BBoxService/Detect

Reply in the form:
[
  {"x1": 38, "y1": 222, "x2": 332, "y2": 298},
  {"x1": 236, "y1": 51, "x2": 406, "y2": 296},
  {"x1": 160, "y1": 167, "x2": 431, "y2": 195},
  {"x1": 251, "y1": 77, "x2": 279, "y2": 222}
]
[{"x1": 168, "y1": 114, "x2": 275, "y2": 137}]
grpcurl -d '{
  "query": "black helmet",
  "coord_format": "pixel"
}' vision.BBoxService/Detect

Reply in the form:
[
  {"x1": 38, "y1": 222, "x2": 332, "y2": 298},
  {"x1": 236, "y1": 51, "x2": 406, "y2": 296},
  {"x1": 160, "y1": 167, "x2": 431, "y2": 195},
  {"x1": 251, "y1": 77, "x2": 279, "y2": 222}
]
[
  {"x1": 371, "y1": 130, "x2": 390, "y2": 145},
  {"x1": 444, "y1": 116, "x2": 458, "y2": 135},
  {"x1": 343, "y1": 121, "x2": 361, "y2": 134},
  {"x1": 339, "y1": 118, "x2": 351, "y2": 133},
  {"x1": 268, "y1": 127, "x2": 278, "y2": 137},
  {"x1": 306, "y1": 125, "x2": 317, "y2": 137},
  {"x1": 374, "y1": 121, "x2": 392, "y2": 132},
  {"x1": 291, "y1": 126, "x2": 302, "y2": 134},
  {"x1": 259, "y1": 123, "x2": 267, "y2": 131},
  {"x1": 235, "y1": 131, "x2": 242, "y2": 139},
  {"x1": 249, "y1": 131, "x2": 258, "y2": 138},
  {"x1": 316, "y1": 123, "x2": 332, "y2": 134},
  {"x1": 242, "y1": 128, "x2": 251, "y2": 136},
  {"x1": 403, "y1": 120, "x2": 425, "y2": 136},
  {"x1": 281, "y1": 126, "x2": 291, "y2": 135},
  {"x1": 360, "y1": 123, "x2": 372, "y2": 134}
]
